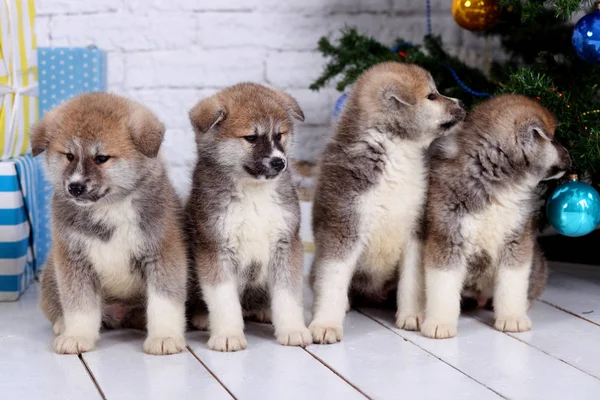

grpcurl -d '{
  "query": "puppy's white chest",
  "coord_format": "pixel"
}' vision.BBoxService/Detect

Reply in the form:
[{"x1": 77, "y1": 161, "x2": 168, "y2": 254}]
[
  {"x1": 224, "y1": 185, "x2": 288, "y2": 281},
  {"x1": 360, "y1": 135, "x2": 427, "y2": 270},
  {"x1": 463, "y1": 191, "x2": 529, "y2": 261},
  {"x1": 87, "y1": 200, "x2": 145, "y2": 298}
]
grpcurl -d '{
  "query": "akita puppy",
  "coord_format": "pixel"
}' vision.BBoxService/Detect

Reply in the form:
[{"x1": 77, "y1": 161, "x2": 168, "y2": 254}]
[
  {"x1": 187, "y1": 83, "x2": 311, "y2": 351},
  {"x1": 421, "y1": 95, "x2": 570, "y2": 339},
  {"x1": 309, "y1": 62, "x2": 466, "y2": 343}
]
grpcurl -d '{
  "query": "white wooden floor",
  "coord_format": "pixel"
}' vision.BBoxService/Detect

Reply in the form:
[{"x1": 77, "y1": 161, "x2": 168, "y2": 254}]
[{"x1": 2, "y1": 203, "x2": 600, "y2": 400}]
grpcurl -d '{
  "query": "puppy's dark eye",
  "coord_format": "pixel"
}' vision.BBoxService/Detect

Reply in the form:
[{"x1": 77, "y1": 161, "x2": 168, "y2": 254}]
[
  {"x1": 94, "y1": 155, "x2": 110, "y2": 165},
  {"x1": 275, "y1": 133, "x2": 283, "y2": 141},
  {"x1": 66, "y1": 153, "x2": 74, "y2": 162},
  {"x1": 426, "y1": 93, "x2": 437, "y2": 101},
  {"x1": 244, "y1": 135, "x2": 258, "y2": 143}
]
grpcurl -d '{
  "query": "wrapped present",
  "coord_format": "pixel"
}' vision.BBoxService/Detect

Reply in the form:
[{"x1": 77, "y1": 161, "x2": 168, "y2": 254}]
[
  {"x1": 29, "y1": 46, "x2": 108, "y2": 274},
  {"x1": 0, "y1": 155, "x2": 48, "y2": 301},
  {"x1": 38, "y1": 46, "x2": 107, "y2": 115},
  {"x1": 0, "y1": 0, "x2": 38, "y2": 161}
]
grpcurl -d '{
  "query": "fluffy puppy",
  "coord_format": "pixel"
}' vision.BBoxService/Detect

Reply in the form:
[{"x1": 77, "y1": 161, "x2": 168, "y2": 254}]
[
  {"x1": 309, "y1": 62, "x2": 466, "y2": 344},
  {"x1": 421, "y1": 94, "x2": 571, "y2": 339},
  {"x1": 187, "y1": 83, "x2": 311, "y2": 352},
  {"x1": 35, "y1": 93, "x2": 188, "y2": 355}
]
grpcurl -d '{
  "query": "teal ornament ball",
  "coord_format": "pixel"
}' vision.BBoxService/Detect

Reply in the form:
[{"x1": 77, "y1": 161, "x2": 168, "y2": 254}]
[{"x1": 546, "y1": 175, "x2": 600, "y2": 237}]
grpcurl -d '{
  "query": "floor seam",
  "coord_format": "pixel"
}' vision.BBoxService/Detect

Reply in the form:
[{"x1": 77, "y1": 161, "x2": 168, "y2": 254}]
[
  {"x1": 469, "y1": 310, "x2": 600, "y2": 382},
  {"x1": 302, "y1": 347, "x2": 372, "y2": 400},
  {"x1": 355, "y1": 308, "x2": 507, "y2": 400},
  {"x1": 78, "y1": 354, "x2": 107, "y2": 400},
  {"x1": 186, "y1": 346, "x2": 238, "y2": 400},
  {"x1": 540, "y1": 299, "x2": 600, "y2": 327}
]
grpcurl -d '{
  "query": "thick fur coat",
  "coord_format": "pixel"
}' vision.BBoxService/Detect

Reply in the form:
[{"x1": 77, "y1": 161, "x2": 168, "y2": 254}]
[
  {"x1": 309, "y1": 62, "x2": 466, "y2": 343},
  {"x1": 36, "y1": 93, "x2": 188, "y2": 355},
  {"x1": 186, "y1": 83, "x2": 311, "y2": 351},
  {"x1": 421, "y1": 95, "x2": 571, "y2": 339}
]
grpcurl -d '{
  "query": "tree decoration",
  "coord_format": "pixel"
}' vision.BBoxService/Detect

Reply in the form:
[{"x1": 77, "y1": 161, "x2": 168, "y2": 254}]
[
  {"x1": 452, "y1": 0, "x2": 501, "y2": 31},
  {"x1": 333, "y1": 92, "x2": 348, "y2": 118},
  {"x1": 572, "y1": 2, "x2": 600, "y2": 64},
  {"x1": 546, "y1": 174, "x2": 600, "y2": 236}
]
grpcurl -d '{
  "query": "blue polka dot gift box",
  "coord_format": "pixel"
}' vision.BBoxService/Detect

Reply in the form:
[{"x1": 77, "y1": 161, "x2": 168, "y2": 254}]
[{"x1": 37, "y1": 46, "x2": 107, "y2": 116}]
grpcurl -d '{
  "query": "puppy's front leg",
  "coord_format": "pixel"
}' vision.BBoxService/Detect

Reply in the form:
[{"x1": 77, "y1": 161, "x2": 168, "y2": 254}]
[
  {"x1": 202, "y1": 266, "x2": 247, "y2": 352},
  {"x1": 396, "y1": 236, "x2": 424, "y2": 331},
  {"x1": 494, "y1": 239, "x2": 533, "y2": 333},
  {"x1": 309, "y1": 245, "x2": 362, "y2": 344},
  {"x1": 270, "y1": 237, "x2": 311, "y2": 347},
  {"x1": 54, "y1": 255, "x2": 102, "y2": 354},
  {"x1": 144, "y1": 254, "x2": 187, "y2": 355},
  {"x1": 421, "y1": 241, "x2": 467, "y2": 339}
]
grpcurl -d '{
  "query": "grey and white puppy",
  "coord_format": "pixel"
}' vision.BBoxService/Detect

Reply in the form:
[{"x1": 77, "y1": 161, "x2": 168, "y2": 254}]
[
  {"x1": 187, "y1": 83, "x2": 311, "y2": 352},
  {"x1": 35, "y1": 93, "x2": 188, "y2": 355},
  {"x1": 309, "y1": 62, "x2": 466, "y2": 343},
  {"x1": 421, "y1": 94, "x2": 571, "y2": 339}
]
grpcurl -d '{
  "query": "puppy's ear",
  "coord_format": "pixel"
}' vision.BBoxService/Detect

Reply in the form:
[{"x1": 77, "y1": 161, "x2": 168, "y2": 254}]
[
  {"x1": 526, "y1": 123, "x2": 551, "y2": 141},
  {"x1": 382, "y1": 84, "x2": 415, "y2": 109},
  {"x1": 31, "y1": 108, "x2": 60, "y2": 157},
  {"x1": 522, "y1": 117, "x2": 551, "y2": 147},
  {"x1": 189, "y1": 97, "x2": 227, "y2": 134},
  {"x1": 276, "y1": 90, "x2": 305, "y2": 122},
  {"x1": 127, "y1": 104, "x2": 165, "y2": 158}
]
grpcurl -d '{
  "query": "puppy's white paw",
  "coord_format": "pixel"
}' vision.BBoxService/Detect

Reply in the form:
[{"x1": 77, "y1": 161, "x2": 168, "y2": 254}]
[
  {"x1": 191, "y1": 314, "x2": 210, "y2": 331},
  {"x1": 143, "y1": 336, "x2": 186, "y2": 355},
  {"x1": 309, "y1": 322, "x2": 343, "y2": 344},
  {"x1": 395, "y1": 313, "x2": 424, "y2": 331},
  {"x1": 276, "y1": 327, "x2": 312, "y2": 347},
  {"x1": 208, "y1": 333, "x2": 248, "y2": 352},
  {"x1": 54, "y1": 334, "x2": 97, "y2": 354},
  {"x1": 421, "y1": 319, "x2": 457, "y2": 339},
  {"x1": 52, "y1": 317, "x2": 65, "y2": 336},
  {"x1": 495, "y1": 315, "x2": 532, "y2": 333}
]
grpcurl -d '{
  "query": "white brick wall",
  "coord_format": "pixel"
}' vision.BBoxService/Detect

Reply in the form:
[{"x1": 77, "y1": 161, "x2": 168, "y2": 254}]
[{"x1": 35, "y1": 0, "x2": 489, "y2": 196}]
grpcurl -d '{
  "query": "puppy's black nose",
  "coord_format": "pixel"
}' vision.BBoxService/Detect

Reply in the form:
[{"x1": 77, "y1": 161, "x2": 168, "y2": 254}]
[
  {"x1": 68, "y1": 182, "x2": 86, "y2": 197},
  {"x1": 458, "y1": 100, "x2": 467, "y2": 110},
  {"x1": 270, "y1": 157, "x2": 285, "y2": 172}
]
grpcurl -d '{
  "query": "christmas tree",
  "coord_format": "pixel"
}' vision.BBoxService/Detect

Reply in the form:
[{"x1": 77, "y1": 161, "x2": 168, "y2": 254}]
[{"x1": 310, "y1": 0, "x2": 600, "y2": 184}]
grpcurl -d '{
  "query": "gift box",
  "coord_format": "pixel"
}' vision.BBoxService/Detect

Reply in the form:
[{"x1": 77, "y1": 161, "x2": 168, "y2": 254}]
[
  {"x1": 0, "y1": 0, "x2": 38, "y2": 161},
  {"x1": 0, "y1": 155, "x2": 48, "y2": 301},
  {"x1": 38, "y1": 46, "x2": 107, "y2": 115}
]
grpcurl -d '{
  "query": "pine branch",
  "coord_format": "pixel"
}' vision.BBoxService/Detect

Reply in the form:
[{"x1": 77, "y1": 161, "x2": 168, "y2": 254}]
[{"x1": 310, "y1": 1, "x2": 600, "y2": 175}]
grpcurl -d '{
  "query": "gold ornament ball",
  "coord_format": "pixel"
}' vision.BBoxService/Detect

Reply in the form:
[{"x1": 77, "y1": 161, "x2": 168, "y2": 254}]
[{"x1": 452, "y1": 0, "x2": 501, "y2": 31}]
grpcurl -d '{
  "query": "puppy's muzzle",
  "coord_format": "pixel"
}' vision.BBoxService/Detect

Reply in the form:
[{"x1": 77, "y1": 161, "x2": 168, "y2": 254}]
[
  {"x1": 68, "y1": 181, "x2": 87, "y2": 197},
  {"x1": 270, "y1": 157, "x2": 285, "y2": 172},
  {"x1": 556, "y1": 143, "x2": 572, "y2": 171}
]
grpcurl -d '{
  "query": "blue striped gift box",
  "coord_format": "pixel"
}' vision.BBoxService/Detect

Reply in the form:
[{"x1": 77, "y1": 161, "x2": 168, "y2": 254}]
[{"x1": 0, "y1": 155, "x2": 41, "y2": 301}]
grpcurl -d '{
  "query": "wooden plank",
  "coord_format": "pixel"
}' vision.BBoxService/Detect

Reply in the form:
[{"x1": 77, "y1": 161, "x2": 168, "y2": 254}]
[
  {"x1": 306, "y1": 311, "x2": 501, "y2": 399},
  {"x1": 543, "y1": 266, "x2": 600, "y2": 325},
  {"x1": 188, "y1": 322, "x2": 366, "y2": 400},
  {"x1": 0, "y1": 284, "x2": 101, "y2": 400},
  {"x1": 362, "y1": 307, "x2": 600, "y2": 400},
  {"x1": 472, "y1": 301, "x2": 600, "y2": 379},
  {"x1": 82, "y1": 330, "x2": 232, "y2": 400}
]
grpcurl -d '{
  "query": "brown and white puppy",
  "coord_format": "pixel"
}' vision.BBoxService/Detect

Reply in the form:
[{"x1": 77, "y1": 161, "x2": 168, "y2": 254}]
[
  {"x1": 309, "y1": 62, "x2": 466, "y2": 343},
  {"x1": 421, "y1": 94, "x2": 571, "y2": 339},
  {"x1": 187, "y1": 83, "x2": 311, "y2": 352},
  {"x1": 35, "y1": 93, "x2": 188, "y2": 355}
]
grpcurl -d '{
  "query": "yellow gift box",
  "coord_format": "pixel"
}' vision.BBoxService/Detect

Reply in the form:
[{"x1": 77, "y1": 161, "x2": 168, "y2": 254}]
[{"x1": 0, "y1": 0, "x2": 37, "y2": 161}]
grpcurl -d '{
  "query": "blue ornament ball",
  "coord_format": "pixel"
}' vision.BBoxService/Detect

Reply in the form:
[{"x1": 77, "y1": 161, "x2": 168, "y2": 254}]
[
  {"x1": 572, "y1": 4, "x2": 600, "y2": 64},
  {"x1": 333, "y1": 92, "x2": 348, "y2": 118},
  {"x1": 546, "y1": 176, "x2": 600, "y2": 237}
]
